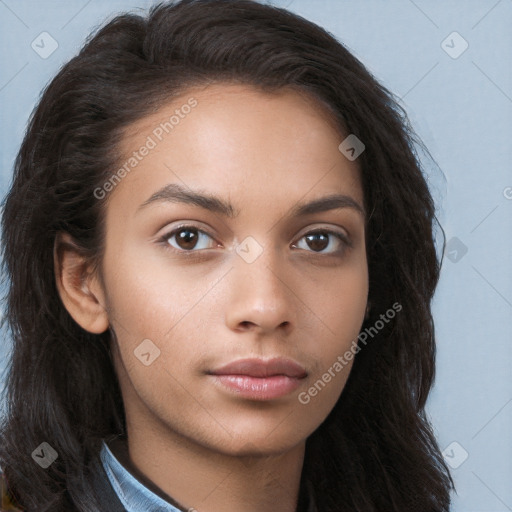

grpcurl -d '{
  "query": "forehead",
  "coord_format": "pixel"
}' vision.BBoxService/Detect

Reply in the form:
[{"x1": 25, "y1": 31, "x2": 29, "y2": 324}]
[{"x1": 108, "y1": 82, "x2": 363, "y2": 218}]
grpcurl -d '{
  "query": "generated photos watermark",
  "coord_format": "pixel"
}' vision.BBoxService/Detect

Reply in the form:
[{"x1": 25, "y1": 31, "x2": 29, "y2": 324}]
[
  {"x1": 93, "y1": 97, "x2": 198, "y2": 200},
  {"x1": 298, "y1": 301, "x2": 402, "y2": 405}
]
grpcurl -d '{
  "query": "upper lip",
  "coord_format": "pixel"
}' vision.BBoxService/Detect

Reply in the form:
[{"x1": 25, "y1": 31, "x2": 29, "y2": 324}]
[{"x1": 209, "y1": 357, "x2": 307, "y2": 378}]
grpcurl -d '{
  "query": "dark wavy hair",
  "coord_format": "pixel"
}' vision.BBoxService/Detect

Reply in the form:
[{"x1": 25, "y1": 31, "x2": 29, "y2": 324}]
[{"x1": 0, "y1": 0, "x2": 454, "y2": 510}]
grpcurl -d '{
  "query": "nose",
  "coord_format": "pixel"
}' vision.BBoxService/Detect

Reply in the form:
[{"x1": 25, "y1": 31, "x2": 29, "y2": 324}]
[{"x1": 224, "y1": 243, "x2": 296, "y2": 337}]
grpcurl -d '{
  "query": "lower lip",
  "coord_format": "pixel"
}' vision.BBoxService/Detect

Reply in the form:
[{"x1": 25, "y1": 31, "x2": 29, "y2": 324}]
[{"x1": 211, "y1": 375, "x2": 303, "y2": 400}]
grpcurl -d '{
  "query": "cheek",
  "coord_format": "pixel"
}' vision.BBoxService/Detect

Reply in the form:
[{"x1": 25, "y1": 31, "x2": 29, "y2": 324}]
[
  {"x1": 102, "y1": 243, "x2": 219, "y2": 377},
  {"x1": 305, "y1": 260, "x2": 368, "y2": 379},
  {"x1": 297, "y1": 271, "x2": 367, "y2": 419},
  {"x1": 103, "y1": 240, "x2": 194, "y2": 332},
  {"x1": 333, "y1": 271, "x2": 368, "y2": 338},
  {"x1": 314, "y1": 259, "x2": 368, "y2": 335},
  {"x1": 104, "y1": 256, "x2": 209, "y2": 409}
]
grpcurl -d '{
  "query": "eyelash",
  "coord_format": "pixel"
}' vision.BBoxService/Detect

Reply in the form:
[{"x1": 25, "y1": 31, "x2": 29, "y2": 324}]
[{"x1": 157, "y1": 224, "x2": 352, "y2": 257}]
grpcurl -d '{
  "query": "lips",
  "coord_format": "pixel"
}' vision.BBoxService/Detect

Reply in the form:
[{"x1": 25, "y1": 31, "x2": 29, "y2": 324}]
[
  {"x1": 209, "y1": 357, "x2": 307, "y2": 379},
  {"x1": 208, "y1": 358, "x2": 308, "y2": 400}
]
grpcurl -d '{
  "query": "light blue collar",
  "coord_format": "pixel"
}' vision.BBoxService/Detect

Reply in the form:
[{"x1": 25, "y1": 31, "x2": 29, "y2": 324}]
[
  {"x1": 100, "y1": 439, "x2": 316, "y2": 512},
  {"x1": 100, "y1": 440, "x2": 184, "y2": 512}
]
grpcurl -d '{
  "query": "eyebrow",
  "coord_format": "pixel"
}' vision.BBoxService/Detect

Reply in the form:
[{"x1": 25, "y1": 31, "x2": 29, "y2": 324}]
[{"x1": 137, "y1": 183, "x2": 365, "y2": 219}]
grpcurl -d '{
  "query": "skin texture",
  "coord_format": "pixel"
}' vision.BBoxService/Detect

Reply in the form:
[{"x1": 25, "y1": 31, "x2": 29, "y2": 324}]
[{"x1": 55, "y1": 83, "x2": 369, "y2": 512}]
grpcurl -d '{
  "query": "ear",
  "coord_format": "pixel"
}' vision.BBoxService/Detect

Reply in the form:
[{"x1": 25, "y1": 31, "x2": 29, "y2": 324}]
[{"x1": 53, "y1": 232, "x2": 109, "y2": 334}]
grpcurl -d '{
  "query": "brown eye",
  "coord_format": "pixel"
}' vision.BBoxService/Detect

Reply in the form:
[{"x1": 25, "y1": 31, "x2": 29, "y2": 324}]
[
  {"x1": 174, "y1": 228, "x2": 199, "y2": 250},
  {"x1": 293, "y1": 229, "x2": 350, "y2": 255},
  {"x1": 162, "y1": 226, "x2": 216, "y2": 252},
  {"x1": 305, "y1": 232, "x2": 329, "y2": 252}
]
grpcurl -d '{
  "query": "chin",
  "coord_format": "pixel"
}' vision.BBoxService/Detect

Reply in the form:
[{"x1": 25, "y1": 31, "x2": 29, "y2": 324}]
[{"x1": 212, "y1": 419, "x2": 313, "y2": 456}]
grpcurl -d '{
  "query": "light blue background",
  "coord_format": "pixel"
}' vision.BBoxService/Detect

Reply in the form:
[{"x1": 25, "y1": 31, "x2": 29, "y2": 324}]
[{"x1": 1, "y1": 1, "x2": 511, "y2": 511}]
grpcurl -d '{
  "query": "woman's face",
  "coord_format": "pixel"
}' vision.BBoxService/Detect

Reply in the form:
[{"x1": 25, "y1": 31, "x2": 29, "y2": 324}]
[{"x1": 99, "y1": 83, "x2": 368, "y2": 455}]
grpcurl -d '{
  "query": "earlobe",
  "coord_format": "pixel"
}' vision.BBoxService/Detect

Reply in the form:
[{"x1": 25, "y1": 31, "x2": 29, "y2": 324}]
[{"x1": 53, "y1": 232, "x2": 109, "y2": 334}]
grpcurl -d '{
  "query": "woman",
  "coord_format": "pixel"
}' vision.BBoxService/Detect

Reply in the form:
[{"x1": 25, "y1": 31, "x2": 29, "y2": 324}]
[{"x1": 0, "y1": 0, "x2": 454, "y2": 510}]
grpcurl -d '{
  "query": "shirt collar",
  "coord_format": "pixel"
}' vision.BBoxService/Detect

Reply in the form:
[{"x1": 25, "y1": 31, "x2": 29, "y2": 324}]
[
  {"x1": 100, "y1": 440, "x2": 184, "y2": 512},
  {"x1": 100, "y1": 439, "x2": 317, "y2": 512}
]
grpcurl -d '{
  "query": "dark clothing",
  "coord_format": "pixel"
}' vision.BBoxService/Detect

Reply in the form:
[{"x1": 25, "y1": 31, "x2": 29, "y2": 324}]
[{"x1": 1, "y1": 443, "x2": 318, "y2": 512}]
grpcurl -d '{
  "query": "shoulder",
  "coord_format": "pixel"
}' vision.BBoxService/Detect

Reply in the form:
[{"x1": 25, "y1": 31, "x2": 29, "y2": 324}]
[
  {"x1": 0, "y1": 461, "x2": 126, "y2": 512},
  {"x1": 0, "y1": 471, "x2": 25, "y2": 511}
]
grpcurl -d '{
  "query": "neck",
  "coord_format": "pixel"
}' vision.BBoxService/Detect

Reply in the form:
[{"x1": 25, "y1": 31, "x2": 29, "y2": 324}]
[{"x1": 116, "y1": 425, "x2": 306, "y2": 512}]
